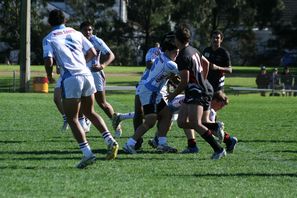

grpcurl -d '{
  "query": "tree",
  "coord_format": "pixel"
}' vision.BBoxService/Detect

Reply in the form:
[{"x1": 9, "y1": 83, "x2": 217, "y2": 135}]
[
  {"x1": 0, "y1": 0, "x2": 48, "y2": 64},
  {"x1": 126, "y1": 0, "x2": 174, "y2": 64},
  {"x1": 0, "y1": 0, "x2": 21, "y2": 49},
  {"x1": 171, "y1": 0, "x2": 216, "y2": 48}
]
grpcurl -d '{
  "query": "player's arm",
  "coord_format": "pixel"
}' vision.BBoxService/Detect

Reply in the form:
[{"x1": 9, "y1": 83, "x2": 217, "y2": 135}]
[
  {"x1": 166, "y1": 69, "x2": 189, "y2": 101},
  {"x1": 201, "y1": 55, "x2": 209, "y2": 79},
  {"x1": 210, "y1": 50, "x2": 232, "y2": 73},
  {"x1": 85, "y1": 47, "x2": 97, "y2": 63},
  {"x1": 100, "y1": 50, "x2": 115, "y2": 69},
  {"x1": 43, "y1": 38, "x2": 55, "y2": 82},
  {"x1": 145, "y1": 49, "x2": 155, "y2": 70},
  {"x1": 44, "y1": 57, "x2": 54, "y2": 82},
  {"x1": 209, "y1": 63, "x2": 232, "y2": 74}
]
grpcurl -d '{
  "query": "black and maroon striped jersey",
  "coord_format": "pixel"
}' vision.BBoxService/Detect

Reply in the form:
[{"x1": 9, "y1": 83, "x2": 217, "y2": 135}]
[{"x1": 203, "y1": 47, "x2": 231, "y2": 91}]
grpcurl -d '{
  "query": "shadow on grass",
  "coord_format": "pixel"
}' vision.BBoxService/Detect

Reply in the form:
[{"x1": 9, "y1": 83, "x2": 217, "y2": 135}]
[
  {"x1": 0, "y1": 140, "x2": 27, "y2": 144},
  {"x1": 271, "y1": 150, "x2": 297, "y2": 153},
  {"x1": 0, "y1": 150, "x2": 81, "y2": 155},
  {"x1": 165, "y1": 172, "x2": 297, "y2": 177},
  {"x1": 240, "y1": 139, "x2": 297, "y2": 143}
]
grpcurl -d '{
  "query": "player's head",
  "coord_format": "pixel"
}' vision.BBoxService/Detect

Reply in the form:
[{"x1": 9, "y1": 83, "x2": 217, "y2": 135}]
[
  {"x1": 175, "y1": 24, "x2": 191, "y2": 46},
  {"x1": 80, "y1": 21, "x2": 93, "y2": 39},
  {"x1": 161, "y1": 32, "x2": 179, "y2": 60},
  {"x1": 48, "y1": 9, "x2": 65, "y2": 27},
  {"x1": 211, "y1": 30, "x2": 224, "y2": 48},
  {"x1": 161, "y1": 32, "x2": 176, "y2": 51}
]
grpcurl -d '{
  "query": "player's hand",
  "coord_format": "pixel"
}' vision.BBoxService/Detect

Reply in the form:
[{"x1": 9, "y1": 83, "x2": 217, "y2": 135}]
[
  {"x1": 224, "y1": 67, "x2": 232, "y2": 74},
  {"x1": 166, "y1": 93, "x2": 175, "y2": 102},
  {"x1": 92, "y1": 64, "x2": 103, "y2": 71}
]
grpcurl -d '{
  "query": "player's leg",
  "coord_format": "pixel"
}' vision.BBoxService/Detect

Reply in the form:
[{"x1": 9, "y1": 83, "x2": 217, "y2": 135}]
[
  {"x1": 124, "y1": 102, "x2": 158, "y2": 154},
  {"x1": 202, "y1": 109, "x2": 224, "y2": 143},
  {"x1": 81, "y1": 78, "x2": 119, "y2": 160},
  {"x1": 53, "y1": 79, "x2": 68, "y2": 131},
  {"x1": 181, "y1": 129, "x2": 199, "y2": 153},
  {"x1": 78, "y1": 110, "x2": 90, "y2": 133},
  {"x1": 186, "y1": 103, "x2": 226, "y2": 160},
  {"x1": 93, "y1": 72, "x2": 122, "y2": 137},
  {"x1": 155, "y1": 104, "x2": 177, "y2": 153},
  {"x1": 53, "y1": 87, "x2": 64, "y2": 115},
  {"x1": 133, "y1": 94, "x2": 144, "y2": 149},
  {"x1": 133, "y1": 94, "x2": 143, "y2": 131},
  {"x1": 94, "y1": 90, "x2": 114, "y2": 118},
  {"x1": 223, "y1": 131, "x2": 238, "y2": 153},
  {"x1": 63, "y1": 98, "x2": 86, "y2": 143},
  {"x1": 62, "y1": 76, "x2": 96, "y2": 168}
]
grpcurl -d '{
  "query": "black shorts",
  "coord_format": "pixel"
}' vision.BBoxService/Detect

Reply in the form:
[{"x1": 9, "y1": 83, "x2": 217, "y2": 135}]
[
  {"x1": 143, "y1": 98, "x2": 167, "y2": 115},
  {"x1": 184, "y1": 83, "x2": 211, "y2": 111},
  {"x1": 204, "y1": 80, "x2": 214, "y2": 111}
]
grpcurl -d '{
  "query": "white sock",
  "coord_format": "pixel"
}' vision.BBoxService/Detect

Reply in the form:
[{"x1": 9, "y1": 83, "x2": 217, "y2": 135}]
[
  {"x1": 158, "y1": 137, "x2": 167, "y2": 145},
  {"x1": 119, "y1": 112, "x2": 135, "y2": 120},
  {"x1": 62, "y1": 114, "x2": 67, "y2": 121},
  {"x1": 127, "y1": 138, "x2": 137, "y2": 146},
  {"x1": 102, "y1": 131, "x2": 114, "y2": 145},
  {"x1": 79, "y1": 142, "x2": 93, "y2": 157}
]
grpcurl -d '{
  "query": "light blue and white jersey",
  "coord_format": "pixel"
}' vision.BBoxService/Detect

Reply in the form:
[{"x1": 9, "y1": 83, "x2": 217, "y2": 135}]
[
  {"x1": 145, "y1": 47, "x2": 162, "y2": 62},
  {"x1": 42, "y1": 25, "x2": 93, "y2": 79},
  {"x1": 87, "y1": 35, "x2": 112, "y2": 68},
  {"x1": 136, "y1": 47, "x2": 162, "y2": 95},
  {"x1": 144, "y1": 53, "x2": 179, "y2": 92}
]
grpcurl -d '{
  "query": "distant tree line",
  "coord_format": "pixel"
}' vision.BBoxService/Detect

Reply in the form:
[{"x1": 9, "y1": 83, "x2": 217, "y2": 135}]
[{"x1": 0, "y1": 0, "x2": 296, "y2": 66}]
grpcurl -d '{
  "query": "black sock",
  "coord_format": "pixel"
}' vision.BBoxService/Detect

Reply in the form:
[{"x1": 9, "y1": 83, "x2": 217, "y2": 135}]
[
  {"x1": 154, "y1": 136, "x2": 159, "y2": 144},
  {"x1": 201, "y1": 130, "x2": 223, "y2": 152},
  {"x1": 203, "y1": 123, "x2": 218, "y2": 131},
  {"x1": 187, "y1": 139, "x2": 197, "y2": 148}
]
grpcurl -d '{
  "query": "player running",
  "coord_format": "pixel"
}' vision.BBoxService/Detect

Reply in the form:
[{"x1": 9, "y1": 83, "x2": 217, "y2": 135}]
[
  {"x1": 167, "y1": 24, "x2": 226, "y2": 160},
  {"x1": 123, "y1": 33, "x2": 180, "y2": 154},
  {"x1": 43, "y1": 10, "x2": 118, "y2": 169},
  {"x1": 80, "y1": 21, "x2": 123, "y2": 138}
]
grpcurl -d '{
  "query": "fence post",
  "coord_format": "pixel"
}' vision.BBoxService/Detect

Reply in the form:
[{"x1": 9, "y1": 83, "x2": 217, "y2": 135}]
[{"x1": 13, "y1": 70, "x2": 16, "y2": 92}]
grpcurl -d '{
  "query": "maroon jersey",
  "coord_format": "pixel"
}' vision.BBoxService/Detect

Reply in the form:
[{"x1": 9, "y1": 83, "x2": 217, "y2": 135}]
[{"x1": 176, "y1": 45, "x2": 208, "y2": 104}]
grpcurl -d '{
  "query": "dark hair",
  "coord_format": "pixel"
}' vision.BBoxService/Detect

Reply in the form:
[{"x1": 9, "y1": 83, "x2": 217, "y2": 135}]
[
  {"x1": 161, "y1": 31, "x2": 177, "y2": 51},
  {"x1": 175, "y1": 23, "x2": 191, "y2": 44},
  {"x1": 211, "y1": 30, "x2": 224, "y2": 39},
  {"x1": 213, "y1": 91, "x2": 229, "y2": 105},
  {"x1": 80, "y1": 21, "x2": 92, "y2": 30},
  {"x1": 48, "y1": 9, "x2": 65, "y2": 26}
]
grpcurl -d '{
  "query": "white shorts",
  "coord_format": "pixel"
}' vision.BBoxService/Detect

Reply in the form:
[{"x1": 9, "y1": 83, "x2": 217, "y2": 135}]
[
  {"x1": 55, "y1": 77, "x2": 62, "y2": 88},
  {"x1": 92, "y1": 70, "x2": 105, "y2": 92},
  {"x1": 135, "y1": 82, "x2": 144, "y2": 95},
  {"x1": 62, "y1": 74, "x2": 96, "y2": 99},
  {"x1": 168, "y1": 94, "x2": 185, "y2": 113},
  {"x1": 139, "y1": 86, "x2": 165, "y2": 106}
]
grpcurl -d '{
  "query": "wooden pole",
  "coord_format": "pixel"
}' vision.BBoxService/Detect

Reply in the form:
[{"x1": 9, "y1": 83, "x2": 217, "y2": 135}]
[{"x1": 20, "y1": 0, "x2": 31, "y2": 92}]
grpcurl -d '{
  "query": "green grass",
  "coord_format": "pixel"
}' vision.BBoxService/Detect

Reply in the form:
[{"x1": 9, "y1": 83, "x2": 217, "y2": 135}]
[
  {"x1": 0, "y1": 65, "x2": 260, "y2": 93},
  {"x1": 0, "y1": 92, "x2": 297, "y2": 197}
]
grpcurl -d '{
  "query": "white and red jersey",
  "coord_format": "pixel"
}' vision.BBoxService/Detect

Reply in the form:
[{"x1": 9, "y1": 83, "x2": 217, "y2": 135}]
[
  {"x1": 87, "y1": 35, "x2": 112, "y2": 68},
  {"x1": 144, "y1": 53, "x2": 179, "y2": 93},
  {"x1": 42, "y1": 25, "x2": 93, "y2": 79},
  {"x1": 145, "y1": 47, "x2": 162, "y2": 63}
]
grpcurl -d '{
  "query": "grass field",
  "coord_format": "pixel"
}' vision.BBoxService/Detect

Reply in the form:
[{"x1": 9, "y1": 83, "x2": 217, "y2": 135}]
[
  {"x1": 1, "y1": 91, "x2": 297, "y2": 197},
  {"x1": 0, "y1": 65, "x2": 261, "y2": 93}
]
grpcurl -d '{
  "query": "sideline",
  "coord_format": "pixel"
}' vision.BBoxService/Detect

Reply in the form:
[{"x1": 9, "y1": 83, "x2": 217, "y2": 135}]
[{"x1": 105, "y1": 86, "x2": 135, "y2": 91}]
